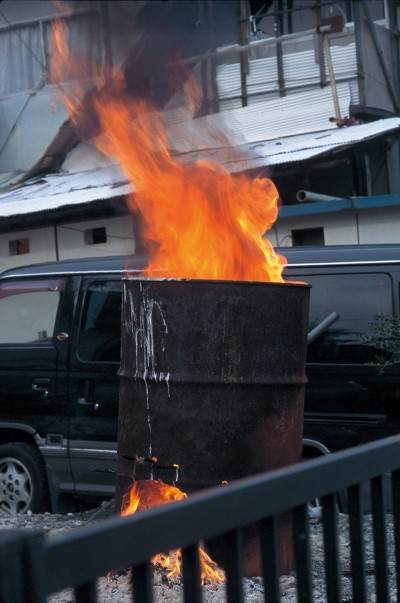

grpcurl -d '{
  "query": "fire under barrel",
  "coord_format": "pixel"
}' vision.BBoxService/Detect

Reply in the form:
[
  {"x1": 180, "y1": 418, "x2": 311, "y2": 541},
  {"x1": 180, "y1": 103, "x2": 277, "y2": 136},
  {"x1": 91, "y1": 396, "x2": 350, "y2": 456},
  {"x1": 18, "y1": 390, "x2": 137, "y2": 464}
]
[{"x1": 116, "y1": 277, "x2": 310, "y2": 572}]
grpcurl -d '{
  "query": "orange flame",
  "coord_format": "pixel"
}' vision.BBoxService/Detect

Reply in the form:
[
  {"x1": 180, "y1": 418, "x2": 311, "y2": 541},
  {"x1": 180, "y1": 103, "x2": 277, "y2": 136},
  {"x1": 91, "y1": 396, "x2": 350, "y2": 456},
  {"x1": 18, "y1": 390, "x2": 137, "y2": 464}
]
[
  {"x1": 121, "y1": 480, "x2": 225, "y2": 585},
  {"x1": 50, "y1": 11, "x2": 285, "y2": 283}
]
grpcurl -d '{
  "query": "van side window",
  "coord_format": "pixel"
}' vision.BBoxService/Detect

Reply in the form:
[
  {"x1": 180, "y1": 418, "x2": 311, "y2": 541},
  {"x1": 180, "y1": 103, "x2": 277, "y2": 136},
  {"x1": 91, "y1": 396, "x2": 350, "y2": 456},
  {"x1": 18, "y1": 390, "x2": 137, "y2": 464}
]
[
  {"x1": 77, "y1": 281, "x2": 122, "y2": 362},
  {"x1": 0, "y1": 278, "x2": 65, "y2": 344},
  {"x1": 304, "y1": 272, "x2": 393, "y2": 364}
]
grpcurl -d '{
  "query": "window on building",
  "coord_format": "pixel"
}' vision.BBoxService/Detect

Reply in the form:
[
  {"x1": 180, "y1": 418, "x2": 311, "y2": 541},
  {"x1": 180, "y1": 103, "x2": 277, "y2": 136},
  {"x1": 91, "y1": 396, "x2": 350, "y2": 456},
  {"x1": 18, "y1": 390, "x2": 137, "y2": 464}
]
[
  {"x1": 292, "y1": 227, "x2": 324, "y2": 246},
  {"x1": 0, "y1": 10, "x2": 101, "y2": 98},
  {"x1": 9, "y1": 238, "x2": 30, "y2": 256},
  {"x1": 84, "y1": 227, "x2": 107, "y2": 246}
]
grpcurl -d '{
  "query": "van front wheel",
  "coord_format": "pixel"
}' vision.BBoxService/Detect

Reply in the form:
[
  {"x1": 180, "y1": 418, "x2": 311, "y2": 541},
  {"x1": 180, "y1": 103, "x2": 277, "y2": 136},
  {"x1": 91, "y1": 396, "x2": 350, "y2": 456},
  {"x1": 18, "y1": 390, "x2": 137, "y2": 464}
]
[{"x1": 0, "y1": 443, "x2": 48, "y2": 515}]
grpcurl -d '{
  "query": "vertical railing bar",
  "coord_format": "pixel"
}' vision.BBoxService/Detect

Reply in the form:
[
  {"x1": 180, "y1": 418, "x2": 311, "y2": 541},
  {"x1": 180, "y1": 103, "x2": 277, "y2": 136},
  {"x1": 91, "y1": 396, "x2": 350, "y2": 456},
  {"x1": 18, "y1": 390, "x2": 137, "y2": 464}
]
[
  {"x1": 260, "y1": 516, "x2": 280, "y2": 603},
  {"x1": 371, "y1": 475, "x2": 389, "y2": 602},
  {"x1": 292, "y1": 503, "x2": 313, "y2": 602},
  {"x1": 131, "y1": 561, "x2": 154, "y2": 603},
  {"x1": 391, "y1": 469, "x2": 400, "y2": 599},
  {"x1": 223, "y1": 529, "x2": 244, "y2": 603},
  {"x1": 20, "y1": 531, "x2": 48, "y2": 603},
  {"x1": 74, "y1": 581, "x2": 98, "y2": 603},
  {"x1": 348, "y1": 483, "x2": 367, "y2": 601},
  {"x1": 0, "y1": 531, "x2": 29, "y2": 603},
  {"x1": 181, "y1": 544, "x2": 203, "y2": 603},
  {"x1": 321, "y1": 493, "x2": 342, "y2": 602}
]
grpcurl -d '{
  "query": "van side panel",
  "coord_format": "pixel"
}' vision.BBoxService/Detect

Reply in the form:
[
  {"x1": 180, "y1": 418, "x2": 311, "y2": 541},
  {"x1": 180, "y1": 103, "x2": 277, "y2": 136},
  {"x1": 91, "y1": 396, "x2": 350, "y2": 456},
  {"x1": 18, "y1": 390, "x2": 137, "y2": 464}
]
[{"x1": 284, "y1": 262, "x2": 400, "y2": 453}]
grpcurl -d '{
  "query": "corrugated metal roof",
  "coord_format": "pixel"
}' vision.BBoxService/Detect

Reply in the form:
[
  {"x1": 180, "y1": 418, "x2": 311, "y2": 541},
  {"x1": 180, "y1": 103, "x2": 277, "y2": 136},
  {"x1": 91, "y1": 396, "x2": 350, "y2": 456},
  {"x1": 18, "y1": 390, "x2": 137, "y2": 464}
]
[
  {"x1": 0, "y1": 165, "x2": 133, "y2": 218},
  {"x1": 0, "y1": 118, "x2": 399, "y2": 218},
  {"x1": 166, "y1": 83, "x2": 352, "y2": 153},
  {"x1": 176, "y1": 117, "x2": 400, "y2": 171}
]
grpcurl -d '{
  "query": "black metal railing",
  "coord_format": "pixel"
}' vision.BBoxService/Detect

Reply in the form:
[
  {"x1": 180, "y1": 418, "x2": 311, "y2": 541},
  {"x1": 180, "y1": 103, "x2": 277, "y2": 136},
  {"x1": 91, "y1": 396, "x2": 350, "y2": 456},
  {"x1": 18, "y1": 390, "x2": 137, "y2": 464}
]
[{"x1": 2, "y1": 435, "x2": 400, "y2": 603}]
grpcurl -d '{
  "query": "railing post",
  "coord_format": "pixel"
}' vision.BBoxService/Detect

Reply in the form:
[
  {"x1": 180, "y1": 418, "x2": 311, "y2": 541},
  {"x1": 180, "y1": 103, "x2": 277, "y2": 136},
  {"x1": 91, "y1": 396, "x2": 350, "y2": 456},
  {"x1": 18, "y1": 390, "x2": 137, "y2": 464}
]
[
  {"x1": 391, "y1": 469, "x2": 400, "y2": 598},
  {"x1": 20, "y1": 531, "x2": 47, "y2": 603},
  {"x1": 0, "y1": 531, "x2": 27, "y2": 603},
  {"x1": 223, "y1": 529, "x2": 244, "y2": 603},
  {"x1": 293, "y1": 503, "x2": 312, "y2": 601},
  {"x1": 0, "y1": 530, "x2": 47, "y2": 603},
  {"x1": 348, "y1": 483, "x2": 367, "y2": 600},
  {"x1": 131, "y1": 561, "x2": 154, "y2": 603},
  {"x1": 321, "y1": 493, "x2": 341, "y2": 602},
  {"x1": 260, "y1": 516, "x2": 280, "y2": 603},
  {"x1": 182, "y1": 544, "x2": 202, "y2": 603},
  {"x1": 371, "y1": 475, "x2": 390, "y2": 602}
]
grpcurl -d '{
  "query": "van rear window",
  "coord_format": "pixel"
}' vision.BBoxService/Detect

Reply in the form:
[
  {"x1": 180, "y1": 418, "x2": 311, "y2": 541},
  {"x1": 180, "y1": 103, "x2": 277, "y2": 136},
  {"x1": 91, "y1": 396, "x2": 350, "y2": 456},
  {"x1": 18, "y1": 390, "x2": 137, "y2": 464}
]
[{"x1": 300, "y1": 272, "x2": 393, "y2": 364}]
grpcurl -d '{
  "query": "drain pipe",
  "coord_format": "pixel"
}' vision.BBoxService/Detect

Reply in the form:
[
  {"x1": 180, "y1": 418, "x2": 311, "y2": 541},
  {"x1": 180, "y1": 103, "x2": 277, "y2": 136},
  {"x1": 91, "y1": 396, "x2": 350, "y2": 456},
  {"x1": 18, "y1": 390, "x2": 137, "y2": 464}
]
[
  {"x1": 361, "y1": 0, "x2": 400, "y2": 112},
  {"x1": 353, "y1": 0, "x2": 366, "y2": 108},
  {"x1": 322, "y1": 33, "x2": 342, "y2": 119},
  {"x1": 54, "y1": 225, "x2": 59, "y2": 261},
  {"x1": 387, "y1": 0, "x2": 400, "y2": 103}
]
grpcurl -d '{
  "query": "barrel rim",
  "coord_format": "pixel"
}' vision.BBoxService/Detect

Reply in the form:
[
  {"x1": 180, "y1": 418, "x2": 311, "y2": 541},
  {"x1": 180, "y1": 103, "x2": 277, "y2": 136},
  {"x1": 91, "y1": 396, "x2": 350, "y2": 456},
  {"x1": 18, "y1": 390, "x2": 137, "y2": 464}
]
[{"x1": 122, "y1": 276, "x2": 310, "y2": 288}]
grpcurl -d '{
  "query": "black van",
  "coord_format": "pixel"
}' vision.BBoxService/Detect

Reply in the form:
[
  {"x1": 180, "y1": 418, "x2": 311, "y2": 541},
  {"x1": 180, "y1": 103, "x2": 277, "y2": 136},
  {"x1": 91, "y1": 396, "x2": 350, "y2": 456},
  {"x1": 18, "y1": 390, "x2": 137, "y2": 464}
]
[
  {"x1": 280, "y1": 244, "x2": 400, "y2": 459},
  {"x1": 0, "y1": 245, "x2": 398, "y2": 514},
  {"x1": 0, "y1": 255, "x2": 146, "y2": 514}
]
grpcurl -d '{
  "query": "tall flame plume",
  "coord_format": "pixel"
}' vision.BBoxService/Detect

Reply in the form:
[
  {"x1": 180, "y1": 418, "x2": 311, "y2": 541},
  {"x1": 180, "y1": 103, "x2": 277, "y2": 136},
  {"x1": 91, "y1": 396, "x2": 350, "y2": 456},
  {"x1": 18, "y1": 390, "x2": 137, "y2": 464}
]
[{"x1": 50, "y1": 9, "x2": 285, "y2": 282}]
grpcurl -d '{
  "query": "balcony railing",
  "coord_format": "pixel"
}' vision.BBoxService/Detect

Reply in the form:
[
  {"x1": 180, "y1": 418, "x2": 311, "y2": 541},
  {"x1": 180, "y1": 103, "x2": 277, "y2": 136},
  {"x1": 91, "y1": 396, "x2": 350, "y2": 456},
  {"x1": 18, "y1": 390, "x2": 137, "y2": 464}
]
[{"x1": 1, "y1": 435, "x2": 400, "y2": 602}]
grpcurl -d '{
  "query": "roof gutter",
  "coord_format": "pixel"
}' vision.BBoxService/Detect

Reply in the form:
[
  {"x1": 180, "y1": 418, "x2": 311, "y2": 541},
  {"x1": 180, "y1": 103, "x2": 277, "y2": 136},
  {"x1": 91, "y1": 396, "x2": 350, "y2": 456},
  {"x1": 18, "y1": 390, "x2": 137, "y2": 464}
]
[{"x1": 278, "y1": 194, "x2": 400, "y2": 218}]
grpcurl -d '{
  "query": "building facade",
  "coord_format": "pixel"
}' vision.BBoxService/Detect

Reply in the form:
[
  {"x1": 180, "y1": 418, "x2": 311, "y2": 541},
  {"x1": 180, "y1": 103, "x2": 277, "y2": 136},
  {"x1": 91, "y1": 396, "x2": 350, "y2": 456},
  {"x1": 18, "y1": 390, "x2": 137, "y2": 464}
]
[{"x1": 0, "y1": 0, "x2": 399, "y2": 270}]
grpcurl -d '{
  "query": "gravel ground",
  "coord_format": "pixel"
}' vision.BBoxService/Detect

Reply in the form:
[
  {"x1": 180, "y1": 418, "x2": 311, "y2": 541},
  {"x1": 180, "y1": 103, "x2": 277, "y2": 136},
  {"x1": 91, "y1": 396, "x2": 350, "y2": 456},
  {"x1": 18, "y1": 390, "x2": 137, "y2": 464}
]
[{"x1": 0, "y1": 503, "x2": 397, "y2": 602}]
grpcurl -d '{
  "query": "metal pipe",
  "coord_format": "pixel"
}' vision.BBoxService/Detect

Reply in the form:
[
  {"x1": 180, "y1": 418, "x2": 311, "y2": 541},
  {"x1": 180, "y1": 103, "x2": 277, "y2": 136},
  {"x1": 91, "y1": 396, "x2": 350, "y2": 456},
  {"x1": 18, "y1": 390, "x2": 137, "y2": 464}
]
[
  {"x1": 308, "y1": 312, "x2": 340, "y2": 345},
  {"x1": 168, "y1": 25, "x2": 333, "y2": 66},
  {"x1": 322, "y1": 34, "x2": 341, "y2": 119},
  {"x1": 239, "y1": 0, "x2": 249, "y2": 107},
  {"x1": 297, "y1": 190, "x2": 346, "y2": 203}
]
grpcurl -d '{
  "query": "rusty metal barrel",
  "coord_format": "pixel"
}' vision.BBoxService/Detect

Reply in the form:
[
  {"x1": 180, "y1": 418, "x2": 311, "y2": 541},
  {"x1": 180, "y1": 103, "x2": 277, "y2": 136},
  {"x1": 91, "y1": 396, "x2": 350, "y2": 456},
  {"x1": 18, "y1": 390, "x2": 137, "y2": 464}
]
[
  {"x1": 117, "y1": 276, "x2": 310, "y2": 494},
  {"x1": 116, "y1": 277, "x2": 310, "y2": 573}
]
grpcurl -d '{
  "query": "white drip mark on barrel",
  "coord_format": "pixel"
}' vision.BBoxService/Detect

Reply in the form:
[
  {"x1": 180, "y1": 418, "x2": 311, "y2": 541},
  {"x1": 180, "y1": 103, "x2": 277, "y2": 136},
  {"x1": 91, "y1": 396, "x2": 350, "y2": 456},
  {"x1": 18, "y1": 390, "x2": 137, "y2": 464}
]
[
  {"x1": 129, "y1": 282, "x2": 170, "y2": 457},
  {"x1": 161, "y1": 372, "x2": 170, "y2": 397},
  {"x1": 143, "y1": 377, "x2": 152, "y2": 457}
]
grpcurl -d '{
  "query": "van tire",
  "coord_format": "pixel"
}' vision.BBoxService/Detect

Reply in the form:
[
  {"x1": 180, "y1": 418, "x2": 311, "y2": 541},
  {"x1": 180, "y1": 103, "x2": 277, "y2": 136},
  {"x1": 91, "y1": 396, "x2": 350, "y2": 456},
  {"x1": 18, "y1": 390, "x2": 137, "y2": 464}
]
[{"x1": 0, "y1": 442, "x2": 48, "y2": 515}]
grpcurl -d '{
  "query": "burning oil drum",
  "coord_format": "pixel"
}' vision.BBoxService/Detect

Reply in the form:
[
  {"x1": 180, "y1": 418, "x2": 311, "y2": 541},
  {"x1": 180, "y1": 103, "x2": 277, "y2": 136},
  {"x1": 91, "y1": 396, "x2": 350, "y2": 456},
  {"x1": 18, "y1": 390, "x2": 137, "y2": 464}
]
[{"x1": 116, "y1": 277, "x2": 310, "y2": 506}]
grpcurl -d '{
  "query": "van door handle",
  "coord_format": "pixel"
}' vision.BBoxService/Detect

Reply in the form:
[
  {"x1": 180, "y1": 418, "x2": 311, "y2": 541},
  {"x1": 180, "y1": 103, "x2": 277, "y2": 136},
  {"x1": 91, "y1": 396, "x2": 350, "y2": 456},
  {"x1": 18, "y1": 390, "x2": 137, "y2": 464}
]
[
  {"x1": 32, "y1": 378, "x2": 51, "y2": 399},
  {"x1": 77, "y1": 380, "x2": 99, "y2": 410}
]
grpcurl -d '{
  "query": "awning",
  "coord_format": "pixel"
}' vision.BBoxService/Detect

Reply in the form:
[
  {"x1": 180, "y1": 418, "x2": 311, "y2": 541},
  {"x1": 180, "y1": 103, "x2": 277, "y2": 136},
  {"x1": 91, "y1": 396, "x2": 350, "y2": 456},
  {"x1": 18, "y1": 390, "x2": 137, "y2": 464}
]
[{"x1": 0, "y1": 117, "x2": 399, "y2": 219}]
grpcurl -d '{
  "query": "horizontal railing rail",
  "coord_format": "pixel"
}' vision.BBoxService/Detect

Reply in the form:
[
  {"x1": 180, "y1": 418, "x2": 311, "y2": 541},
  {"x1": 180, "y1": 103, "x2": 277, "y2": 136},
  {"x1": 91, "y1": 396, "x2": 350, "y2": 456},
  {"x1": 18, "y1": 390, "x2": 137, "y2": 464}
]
[{"x1": 2, "y1": 435, "x2": 400, "y2": 602}]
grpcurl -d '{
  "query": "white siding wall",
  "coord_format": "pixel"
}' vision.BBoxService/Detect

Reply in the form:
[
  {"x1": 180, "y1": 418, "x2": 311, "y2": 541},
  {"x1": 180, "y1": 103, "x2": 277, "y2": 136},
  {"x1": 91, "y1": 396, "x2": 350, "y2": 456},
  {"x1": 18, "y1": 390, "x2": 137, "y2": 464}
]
[
  {"x1": 358, "y1": 207, "x2": 400, "y2": 244},
  {"x1": 268, "y1": 212, "x2": 360, "y2": 248},
  {"x1": 0, "y1": 227, "x2": 57, "y2": 271},
  {"x1": 268, "y1": 208, "x2": 400, "y2": 248},
  {"x1": 0, "y1": 215, "x2": 136, "y2": 272},
  {"x1": 57, "y1": 215, "x2": 136, "y2": 260},
  {"x1": 1, "y1": 209, "x2": 399, "y2": 274}
]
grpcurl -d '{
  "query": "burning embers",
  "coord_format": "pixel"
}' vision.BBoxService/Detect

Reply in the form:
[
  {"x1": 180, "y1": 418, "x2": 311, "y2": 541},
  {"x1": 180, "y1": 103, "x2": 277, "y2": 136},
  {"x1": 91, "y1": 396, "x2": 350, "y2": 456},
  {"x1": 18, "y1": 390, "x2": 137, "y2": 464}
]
[{"x1": 121, "y1": 479, "x2": 225, "y2": 585}]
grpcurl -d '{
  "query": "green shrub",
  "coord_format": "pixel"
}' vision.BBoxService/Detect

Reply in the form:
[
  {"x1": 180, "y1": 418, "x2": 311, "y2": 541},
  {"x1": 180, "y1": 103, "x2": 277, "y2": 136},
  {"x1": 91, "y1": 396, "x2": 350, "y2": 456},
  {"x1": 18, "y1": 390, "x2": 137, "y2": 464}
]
[{"x1": 363, "y1": 314, "x2": 400, "y2": 371}]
